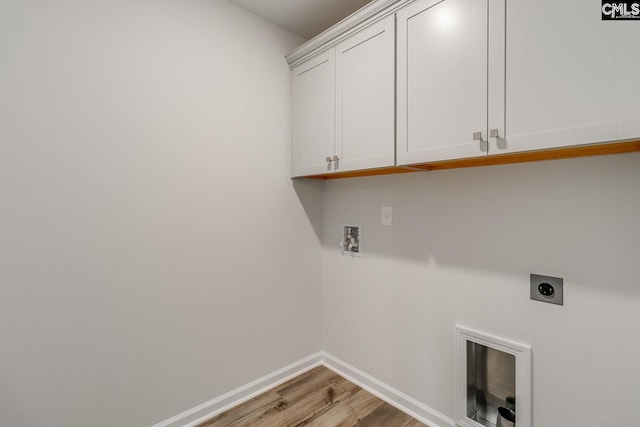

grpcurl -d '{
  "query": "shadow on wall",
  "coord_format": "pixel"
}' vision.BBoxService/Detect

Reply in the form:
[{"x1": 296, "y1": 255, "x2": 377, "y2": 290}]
[
  {"x1": 292, "y1": 178, "x2": 325, "y2": 243},
  {"x1": 312, "y1": 153, "x2": 640, "y2": 296}
]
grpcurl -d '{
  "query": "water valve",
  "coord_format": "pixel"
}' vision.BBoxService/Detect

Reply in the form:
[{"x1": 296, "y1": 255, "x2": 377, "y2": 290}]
[{"x1": 340, "y1": 224, "x2": 361, "y2": 256}]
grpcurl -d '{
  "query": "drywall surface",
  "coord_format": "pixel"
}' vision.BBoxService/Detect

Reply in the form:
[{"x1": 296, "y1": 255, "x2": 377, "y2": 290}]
[
  {"x1": 0, "y1": 1, "x2": 321, "y2": 426},
  {"x1": 321, "y1": 153, "x2": 640, "y2": 427}
]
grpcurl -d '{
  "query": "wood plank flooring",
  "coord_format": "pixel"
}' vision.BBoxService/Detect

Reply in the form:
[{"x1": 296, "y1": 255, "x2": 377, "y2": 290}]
[{"x1": 197, "y1": 366, "x2": 428, "y2": 427}]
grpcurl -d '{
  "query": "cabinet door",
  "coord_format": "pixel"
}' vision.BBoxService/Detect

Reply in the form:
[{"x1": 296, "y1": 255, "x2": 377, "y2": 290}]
[
  {"x1": 291, "y1": 50, "x2": 335, "y2": 177},
  {"x1": 335, "y1": 16, "x2": 395, "y2": 172},
  {"x1": 617, "y1": 22, "x2": 640, "y2": 141},
  {"x1": 491, "y1": 0, "x2": 636, "y2": 155},
  {"x1": 397, "y1": 0, "x2": 488, "y2": 165}
]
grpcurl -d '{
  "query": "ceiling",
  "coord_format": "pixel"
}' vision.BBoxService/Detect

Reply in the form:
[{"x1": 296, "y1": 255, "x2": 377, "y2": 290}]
[{"x1": 229, "y1": 0, "x2": 374, "y2": 40}]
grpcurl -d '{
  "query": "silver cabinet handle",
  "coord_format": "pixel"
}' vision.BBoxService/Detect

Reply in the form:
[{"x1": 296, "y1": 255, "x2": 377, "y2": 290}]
[
  {"x1": 326, "y1": 156, "x2": 332, "y2": 163},
  {"x1": 332, "y1": 155, "x2": 339, "y2": 171},
  {"x1": 332, "y1": 155, "x2": 339, "y2": 162},
  {"x1": 489, "y1": 128, "x2": 499, "y2": 138},
  {"x1": 472, "y1": 131, "x2": 483, "y2": 141}
]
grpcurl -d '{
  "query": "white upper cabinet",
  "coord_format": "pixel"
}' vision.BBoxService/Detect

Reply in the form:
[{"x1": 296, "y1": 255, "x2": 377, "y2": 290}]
[
  {"x1": 289, "y1": 0, "x2": 640, "y2": 177},
  {"x1": 397, "y1": 0, "x2": 640, "y2": 165},
  {"x1": 397, "y1": 0, "x2": 489, "y2": 165},
  {"x1": 498, "y1": 0, "x2": 640, "y2": 153},
  {"x1": 291, "y1": 50, "x2": 336, "y2": 177},
  {"x1": 492, "y1": 0, "x2": 640, "y2": 155},
  {"x1": 290, "y1": 15, "x2": 395, "y2": 177},
  {"x1": 617, "y1": 22, "x2": 640, "y2": 140},
  {"x1": 336, "y1": 16, "x2": 395, "y2": 173}
]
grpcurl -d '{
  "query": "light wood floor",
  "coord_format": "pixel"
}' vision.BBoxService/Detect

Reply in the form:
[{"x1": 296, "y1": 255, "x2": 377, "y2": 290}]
[{"x1": 197, "y1": 366, "x2": 428, "y2": 427}]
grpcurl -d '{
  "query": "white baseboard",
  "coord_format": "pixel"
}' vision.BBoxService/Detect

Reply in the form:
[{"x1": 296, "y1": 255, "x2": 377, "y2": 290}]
[
  {"x1": 152, "y1": 351, "x2": 455, "y2": 427},
  {"x1": 320, "y1": 352, "x2": 455, "y2": 427},
  {"x1": 151, "y1": 352, "x2": 323, "y2": 427}
]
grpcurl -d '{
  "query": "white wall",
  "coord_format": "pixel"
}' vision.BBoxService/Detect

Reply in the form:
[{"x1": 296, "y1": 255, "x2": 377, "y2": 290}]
[
  {"x1": 321, "y1": 153, "x2": 640, "y2": 427},
  {"x1": 4, "y1": 1, "x2": 639, "y2": 426},
  {"x1": 0, "y1": 1, "x2": 322, "y2": 426}
]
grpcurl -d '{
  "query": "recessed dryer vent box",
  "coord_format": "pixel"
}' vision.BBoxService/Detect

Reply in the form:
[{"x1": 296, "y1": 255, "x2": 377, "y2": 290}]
[{"x1": 455, "y1": 326, "x2": 532, "y2": 427}]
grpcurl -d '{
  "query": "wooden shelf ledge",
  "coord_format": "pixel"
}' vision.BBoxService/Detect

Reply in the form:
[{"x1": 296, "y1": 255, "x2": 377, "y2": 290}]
[{"x1": 298, "y1": 140, "x2": 640, "y2": 180}]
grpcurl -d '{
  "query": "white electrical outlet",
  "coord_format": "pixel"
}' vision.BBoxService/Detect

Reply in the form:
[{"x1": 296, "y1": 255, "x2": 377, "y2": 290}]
[{"x1": 381, "y1": 206, "x2": 392, "y2": 225}]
